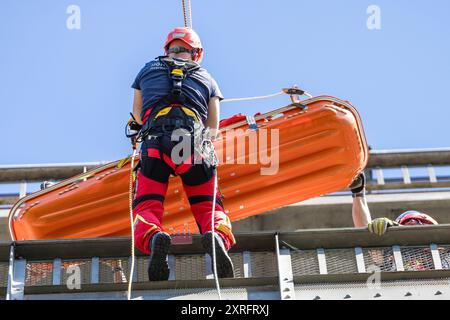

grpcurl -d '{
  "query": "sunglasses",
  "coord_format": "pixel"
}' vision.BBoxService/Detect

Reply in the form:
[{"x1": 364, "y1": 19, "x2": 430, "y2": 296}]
[
  {"x1": 167, "y1": 46, "x2": 196, "y2": 55},
  {"x1": 403, "y1": 218, "x2": 424, "y2": 225}
]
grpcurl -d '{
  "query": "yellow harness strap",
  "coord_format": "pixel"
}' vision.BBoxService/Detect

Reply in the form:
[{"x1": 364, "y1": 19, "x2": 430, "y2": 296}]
[
  {"x1": 153, "y1": 105, "x2": 200, "y2": 122},
  {"x1": 154, "y1": 107, "x2": 173, "y2": 119}
]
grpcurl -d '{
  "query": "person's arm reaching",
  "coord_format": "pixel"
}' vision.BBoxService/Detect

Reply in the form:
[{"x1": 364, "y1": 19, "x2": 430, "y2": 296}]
[
  {"x1": 205, "y1": 96, "x2": 220, "y2": 140},
  {"x1": 350, "y1": 172, "x2": 399, "y2": 235},
  {"x1": 132, "y1": 89, "x2": 143, "y2": 125},
  {"x1": 350, "y1": 173, "x2": 372, "y2": 227},
  {"x1": 352, "y1": 195, "x2": 372, "y2": 228}
]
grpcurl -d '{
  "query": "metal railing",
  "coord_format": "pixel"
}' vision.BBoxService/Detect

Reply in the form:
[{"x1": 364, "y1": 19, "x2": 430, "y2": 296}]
[
  {"x1": 1, "y1": 148, "x2": 450, "y2": 207},
  {"x1": 2, "y1": 226, "x2": 450, "y2": 300},
  {"x1": 366, "y1": 149, "x2": 450, "y2": 192}
]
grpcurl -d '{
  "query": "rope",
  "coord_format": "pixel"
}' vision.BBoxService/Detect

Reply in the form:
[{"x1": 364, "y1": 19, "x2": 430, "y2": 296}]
[
  {"x1": 210, "y1": 169, "x2": 222, "y2": 300},
  {"x1": 127, "y1": 150, "x2": 138, "y2": 300},
  {"x1": 210, "y1": 87, "x2": 316, "y2": 300},
  {"x1": 222, "y1": 88, "x2": 313, "y2": 104},
  {"x1": 180, "y1": 0, "x2": 220, "y2": 300},
  {"x1": 182, "y1": 0, "x2": 192, "y2": 28},
  {"x1": 182, "y1": 0, "x2": 188, "y2": 28},
  {"x1": 222, "y1": 91, "x2": 285, "y2": 104},
  {"x1": 125, "y1": 139, "x2": 222, "y2": 300},
  {"x1": 187, "y1": 0, "x2": 192, "y2": 28}
]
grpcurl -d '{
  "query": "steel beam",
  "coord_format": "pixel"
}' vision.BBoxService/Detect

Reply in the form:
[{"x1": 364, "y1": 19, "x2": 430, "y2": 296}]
[
  {"x1": 6, "y1": 244, "x2": 26, "y2": 300},
  {"x1": 205, "y1": 254, "x2": 213, "y2": 279},
  {"x1": 355, "y1": 247, "x2": 366, "y2": 273},
  {"x1": 5, "y1": 226, "x2": 450, "y2": 261},
  {"x1": 275, "y1": 234, "x2": 295, "y2": 300},
  {"x1": 368, "y1": 149, "x2": 450, "y2": 167},
  {"x1": 243, "y1": 251, "x2": 252, "y2": 278},
  {"x1": 91, "y1": 257, "x2": 99, "y2": 284},
  {"x1": 317, "y1": 248, "x2": 328, "y2": 275},
  {"x1": 430, "y1": 244, "x2": 443, "y2": 270},
  {"x1": 392, "y1": 246, "x2": 405, "y2": 272},
  {"x1": 1, "y1": 149, "x2": 450, "y2": 183},
  {"x1": 168, "y1": 255, "x2": 176, "y2": 281},
  {"x1": 0, "y1": 162, "x2": 106, "y2": 183},
  {"x1": 52, "y1": 258, "x2": 61, "y2": 286}
]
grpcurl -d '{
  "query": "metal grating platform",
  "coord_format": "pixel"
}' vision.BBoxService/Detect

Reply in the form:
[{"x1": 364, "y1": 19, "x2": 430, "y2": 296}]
[
  {"x1": 401, "y1": 247, "x2": 435, "y2": 271},
  {"x1": 250, "y1": 252, "x2": 277, "y2": 278},
  {"x1": 325, "y1": 249, "x2": 358, "y2": 274},
  {"x1": 2, "y1": 226, "x2": 450, "y2": 300},
  {"x1": 439, "y1": 246, "x2": 450, "y2": 269},
  {"x1": 0, "y1": 262, "x2": 8, "y2": 288},
  {"x1": 363, "y1": 247, "x2": 396, "y2": 272},
  {"x1": 291, "y1": 250, "x2": 320, "y2": 276}
]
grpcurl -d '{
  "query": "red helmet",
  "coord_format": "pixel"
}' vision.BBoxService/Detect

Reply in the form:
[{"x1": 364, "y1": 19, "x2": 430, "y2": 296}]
[
  {"x1": 395, "y1": 210, "x2": 438, "y2": 225},
  {"x1": 164, "y1": 27, "x2": 203, "y2": 62}
]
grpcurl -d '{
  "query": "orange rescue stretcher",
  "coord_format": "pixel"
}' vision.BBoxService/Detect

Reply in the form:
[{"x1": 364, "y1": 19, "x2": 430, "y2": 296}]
[{"x1": 8, "y1": 95, "x2": 369, "y2": 241}]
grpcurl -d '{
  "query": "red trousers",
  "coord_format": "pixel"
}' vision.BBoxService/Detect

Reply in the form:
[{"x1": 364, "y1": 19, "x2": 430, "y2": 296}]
[{"x1": 132, "y1": 135, "x2": 235, "y2": 255}]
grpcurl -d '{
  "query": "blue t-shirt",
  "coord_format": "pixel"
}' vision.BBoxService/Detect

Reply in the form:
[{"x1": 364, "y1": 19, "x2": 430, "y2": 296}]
[{"x1": 131, "y1": 57, "x2": 223, "y2": 123}]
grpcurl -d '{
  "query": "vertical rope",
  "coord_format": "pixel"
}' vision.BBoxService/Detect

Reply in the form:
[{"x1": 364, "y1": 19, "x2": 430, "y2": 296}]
[
  {"x1": 211, "y1": 169, "x2": 222, "y2": 300},
  {"x1": 182, "y1": 0, "x2": 188, "y2": 27},
  {"x1": 182, "y1": 0, "x2": 192, "y2": 28},
  {"x1": 127, "y1": 151, "x2": 137, "y2": 300},
  {"x1": 187, "y1": 0, "x2": 192, "y2": 28}
]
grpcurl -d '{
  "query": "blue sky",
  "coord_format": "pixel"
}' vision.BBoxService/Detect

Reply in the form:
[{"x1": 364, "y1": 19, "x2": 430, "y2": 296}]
[{"x1": 1, "y1": 0, "x2": 450, "y2": 165}]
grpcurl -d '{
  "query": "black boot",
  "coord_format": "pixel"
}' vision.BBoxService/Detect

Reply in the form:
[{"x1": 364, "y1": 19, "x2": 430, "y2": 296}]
[
  {"x1": 148, "y1": 232, "x2": 171, "y2": 281},
  {"x1": 201, "y1": 231, "x2": 234, "y2": 278}
]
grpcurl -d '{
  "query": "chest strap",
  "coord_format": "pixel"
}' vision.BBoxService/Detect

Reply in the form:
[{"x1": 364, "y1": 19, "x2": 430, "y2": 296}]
[
  {"x1": 160, "y1": 56, "x2": 200, "y2": 104},
  {"x1": 143, "y1": 104, "x2": 202, "y2": 135}
]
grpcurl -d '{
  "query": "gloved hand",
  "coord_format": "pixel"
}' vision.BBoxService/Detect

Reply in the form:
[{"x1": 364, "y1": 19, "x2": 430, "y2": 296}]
[
  {"x1": 368, "y1": 218, "x2": 399, "y2": 236},
  {"x1": 127, "y1": 118, "x2": 142, "y2": 135},
  {"x1": 200, "y1": 138, "x2": 219, "y2": 168},
  {"x1": 349, "y1": 172, "x2": 365, "y2": 197},
  {"x1": 193, "y1": 126, "x2": 219, "y2": 168},
  {"x1": 126, "y1": 118, "x2": 142, "y2": 147}
]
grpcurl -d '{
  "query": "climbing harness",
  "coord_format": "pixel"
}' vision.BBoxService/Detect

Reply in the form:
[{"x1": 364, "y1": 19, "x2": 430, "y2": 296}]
[
  {"x1": 126, "y1": 54, "x2": 221, "y2": 300},
  {"x1": 139, "y1": 57, "x2": 202, "y2": 138},
  {"x1": 163, "y1": 56, "x2": 200, "y2": 103},
  {"x1": 125, "y1": 82, "x2": 311, "y2": 300}
]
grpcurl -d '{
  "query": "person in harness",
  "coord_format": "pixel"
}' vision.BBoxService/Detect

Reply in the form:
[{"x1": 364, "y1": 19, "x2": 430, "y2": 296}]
[{"x1": 129, "y1": 27, "x2": 235, "y2": 281}]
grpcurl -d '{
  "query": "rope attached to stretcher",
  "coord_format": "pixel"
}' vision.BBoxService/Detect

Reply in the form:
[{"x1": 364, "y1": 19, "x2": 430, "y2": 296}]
[{"x1": 221, "y1": 87, "x2": 313, "y2": 104}]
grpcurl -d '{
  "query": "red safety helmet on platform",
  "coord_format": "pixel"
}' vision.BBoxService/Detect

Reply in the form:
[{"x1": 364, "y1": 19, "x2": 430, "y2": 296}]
[
  {"x1": 395, "y1": 210, "x2": 438, "y2": 225},
  {"x1": 164, "y1": 27, "x2": 203, "y2": 62}
]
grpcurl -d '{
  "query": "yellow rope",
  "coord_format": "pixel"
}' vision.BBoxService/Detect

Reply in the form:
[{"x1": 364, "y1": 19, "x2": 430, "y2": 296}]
[{"x1": 127, "y1": 150, "x2": 137, "y2": 300}]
